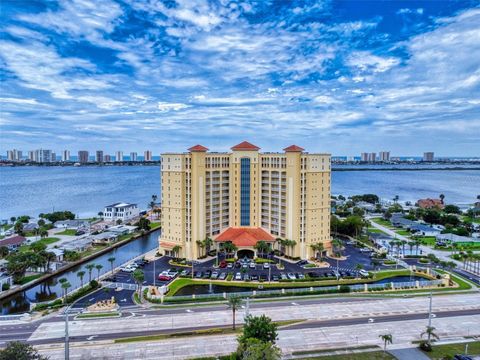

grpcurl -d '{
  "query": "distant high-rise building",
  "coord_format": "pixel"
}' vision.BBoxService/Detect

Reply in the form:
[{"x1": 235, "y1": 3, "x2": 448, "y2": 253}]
[
  {"x1": 8, "y1": 149, "x2": 23, "y2": 161},
  {"x1": 78, "y1": 151, "x2": 89, "y2": 164},
  {"x1": 115, "y1": 151, "x2": 123, "y2": 162},
  {"x1": 104, "y1": 154, "x2": 112, "y2": 162},
  {"x1": 360, "y1": 152, "x2": 369, "y2": 162},
  {"x1": 28, "y1": 150, "x2": 36, "y2": 162},
  {"x1": 62, "y1": 150, "x2": 70, "y2": 162},
  {"x1": 51, "y1": 152, "x2": 56, "y2": 162},
  {"x1": 368, "y1": 153, "x2": 377, "y2": 162},
  {"x1": 144, "y1": 150, "x2": 152, "y2": 162},
  {"x1": 36, "y1": 149, "x2": 53, "y2": 163},
  {"x1": 96, "y1": 150, "x2": 104, "y2": 163},
  {"x1": 423, "y1": 152, "x2": 434, "y2": 162},
  {"x1": 130, "y1": 152, "x2": 137, "y2": 161},
  {"x1": 6, "y1": 150, "x2": 14, "y2": 161},
  {"x1": 379, "y1": 151, "x2": 390, "y2": 162}
]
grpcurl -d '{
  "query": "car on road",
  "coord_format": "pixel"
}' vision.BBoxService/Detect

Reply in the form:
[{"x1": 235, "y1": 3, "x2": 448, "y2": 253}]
[
  {"x1": 218, "y1": 272, "x2": 227, "y2": 280},
  {"x1": 235, "y1": 272, "x2": 242, "y2": 280},
  {"x1": 263, "y1": 263, "x2": 270, "y2": 269},
  {"x1": 249, "y1": 263, "x2": 256, "y2": 269},
  {"x1": 359, "y1": 247, "x2": 371, "y2": 252},
  {"x1": 120, "y1": 265, "x2": 136, "y2": 272},
  {"x1": 308, "y1": 272, "x2": 319, "y2": 278},
  {"x1": 211, "y1": 271, "x2": 219, "y2": 279},
  {"x1": 287, "y1": 273, "x2": 296, "y2": 280},
  {"x1": 297, "y1": 260, "x2": 308, "y2": 266}
]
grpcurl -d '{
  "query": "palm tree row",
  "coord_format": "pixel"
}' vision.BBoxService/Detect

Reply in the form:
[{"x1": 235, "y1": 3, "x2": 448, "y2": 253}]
[
  {"x1": 461, "y1": 252, "x2": 480, "y2": 275},
  {"x1": 310, "y1": 242, "x2": 325, "y2": 261},
  {"x1": 276, "y1": 238, "x2": 297, "y2": 258},
  {"x1": 196, "y1": 237, "x2": 214, "y2": 258}
]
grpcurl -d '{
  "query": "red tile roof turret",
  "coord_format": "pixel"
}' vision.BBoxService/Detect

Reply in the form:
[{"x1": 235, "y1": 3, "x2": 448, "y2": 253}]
[
  {"x1": 283, "y1": 145, "x2": 305, "y2": 152},
  {"x1": 188, "y1": 144, "x2": 208, "y2": 152},
  {"x1": 231, "y1": 141, "x2": 260, "y2": 151}
]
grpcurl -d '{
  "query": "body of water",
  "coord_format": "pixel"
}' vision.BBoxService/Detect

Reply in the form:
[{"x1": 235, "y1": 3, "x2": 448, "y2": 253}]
[
  {"x1": 0, "y1": 165, "x2": 479, "y2": 219},
  {"x1": 0, "y1": 229, "x2": 160, "y2": 315}
]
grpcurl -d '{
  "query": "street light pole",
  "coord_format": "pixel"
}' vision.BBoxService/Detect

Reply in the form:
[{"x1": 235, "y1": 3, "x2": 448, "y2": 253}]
[
  {"x1": 428, "y1": 291, "x2": 433, "y2": 328},
  {"x1": 153, "y1": 257, "x2": 156, "y2": 287},
  {"x1": 64, "y1": 306, "x2": 70, "y2": 360}
]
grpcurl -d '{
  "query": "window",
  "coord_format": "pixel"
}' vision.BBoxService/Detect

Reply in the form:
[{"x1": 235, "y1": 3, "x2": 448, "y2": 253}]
[{"x1": 240, "y1": 157, "x2": 250, "y2": 226}]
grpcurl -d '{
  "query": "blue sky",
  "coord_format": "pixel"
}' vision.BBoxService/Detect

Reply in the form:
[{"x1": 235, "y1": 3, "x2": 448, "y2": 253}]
[{"x1": 1, "y1": 0, "x2": 479, "y2": 156}]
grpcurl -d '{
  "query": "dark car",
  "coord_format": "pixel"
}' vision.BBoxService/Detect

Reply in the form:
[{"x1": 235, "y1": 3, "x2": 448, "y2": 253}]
[
  {"x1": 308, "y1": 272, "x2": 319, "y2": 278},
  {"x1": 235, "y1": 262, "x2": 241, "y2": 268},
  {"x1": 204, "y1": 270, "x2": 212, "y2": 278},
  {"x1": 194, "y1": 271, "x2": 203, "y2": 278},
  {"x1": 297, "y1": 260, "x2": 308, "y2": 266},
  {"x1": 454, "y1": 355, "x2": 474, "y2": 360},
  {"x1": 272, "y1": 275, "x2": 279, "y2": 281},
  {"x1": 260, "y1": 274, "x2": 268, "y2": 281}
]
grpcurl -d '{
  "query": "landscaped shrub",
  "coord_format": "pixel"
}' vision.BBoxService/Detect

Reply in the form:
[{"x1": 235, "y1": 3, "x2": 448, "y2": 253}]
[
  {"x1": 1, "y1": 282, "x2": 10, "y2": 291},
  {"x1": 339, "y1": 285, "x2": 351, "y2": 293},
  {"x1": 419, "y1": 341, "x2": 432, "y2": 352}
]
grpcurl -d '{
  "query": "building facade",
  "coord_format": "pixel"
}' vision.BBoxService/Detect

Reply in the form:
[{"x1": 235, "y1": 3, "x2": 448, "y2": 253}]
[
  {"x1": 115, "y1": 151, "x2": 123, "y2": 162},
  {"x1": 78, "y1": 151, "x2": 89, "y2": 163},
  {"x1": 423, "y1": 152, "x2": 434, "y2": 162},
  {"x1": 103, "y1": 203, "x2": 139, "y2": 222},
  {"x1": 159, "y1": 141, "x2": 331, "y2": 260},
  {"x1": 379, "y1": 151, "x2": 390, "y2": 162},
  {"x1": 62, "y1": 150, "x2": 70, "y2": 162},
  {"x1": 144, "y1": 150, "x2": 152, "y2": 161},
  {"x1": 96, "y1": 150, "x2": 104, "y2": 163},
  {"x1": 130, "y1": 152, "x2": 137, "y2": 161}
]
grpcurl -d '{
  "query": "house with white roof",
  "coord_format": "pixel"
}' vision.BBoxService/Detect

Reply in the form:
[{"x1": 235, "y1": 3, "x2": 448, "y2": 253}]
[{"x1": 103, "y1": 203, "x2": 139, "y2": 222}]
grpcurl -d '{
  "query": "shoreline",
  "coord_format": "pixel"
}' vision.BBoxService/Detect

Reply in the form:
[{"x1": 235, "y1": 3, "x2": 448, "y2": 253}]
[{"x1": 0, "y1": 226, "x2": 160, "y2": 302}]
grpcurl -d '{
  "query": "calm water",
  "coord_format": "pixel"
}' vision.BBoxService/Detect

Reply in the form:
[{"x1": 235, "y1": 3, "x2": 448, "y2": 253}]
[
  {"x1": 173, "y1": 275, "x2": 427, "y2": 296},
  {"x1": 0, "y1": 229, "x2": 160, "y2": 315},
  {"x1": 0, "y1": 165, "x2": 479, "y2": 219}
]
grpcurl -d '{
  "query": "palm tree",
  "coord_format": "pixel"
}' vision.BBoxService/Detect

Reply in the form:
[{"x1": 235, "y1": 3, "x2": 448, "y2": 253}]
[
  {"x1": 132, "y1": 269, "x2": 145, "y2": 299},
  {"x1": 148, "y1": 194, "x2": 157, "y2": 217},
  {"x1": 203, "y1": 237, "x2": 213, "y2": 255},
  {"x1": 413, "y1": 238, "x2": 421, "y2": 256},
  {"x1": 332, "y1": 239, "x2": 343, "y2": 257},
  {"x1": 439, "y1": 194, "x2": 445, "y2": 204},
  {"x1": 227, "y1": 295, "x2": 243, "y2": 330},
  {"x1": 77, "y1": 271, "x2": 86, "y2": 288},
  {"x1": 61, "y1": 281, "x2": 71, "y2": 304},
  {"x1": 223, "y1": 242, "x2": 237, "y2": 258},
  {"x1": 172, "y1": 245, "x2": 181, "y2": 259},
  {"x1": 95, "y1": 264, "x2": 103, "y2": 280},
  {"x1": 400, "y1": 240, "x2": 407, "y2": 257},
  {"x1": 255, "y1": 240, "x2": 269, "y2": 259},
  {"x1": 379, "y1": 334, "x2": 393, "y2": 356},
  {"x1": 393, "y1": 195, "x2": 399, "y2": 204},
  {"x1": 86, "y1": 264, "x2": 95, "y2": 283},
  {"x1": 421, "y1": 325, "x2": 439, "y2": 346},
  {"x1": 108, "y1": 257, "x2": 116, "y2": 275}
]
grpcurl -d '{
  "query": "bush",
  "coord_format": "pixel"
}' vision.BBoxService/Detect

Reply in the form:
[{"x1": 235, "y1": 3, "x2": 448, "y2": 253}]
[
  {"x1": 419, "y1": 341, "x2": 432, "y2": 352},
  {"x1": 339, "y1": 285, "x2": 351, "y2": 293},
  {"x1": 1, "y1": 282, "x2": 10, "y2": 291}
]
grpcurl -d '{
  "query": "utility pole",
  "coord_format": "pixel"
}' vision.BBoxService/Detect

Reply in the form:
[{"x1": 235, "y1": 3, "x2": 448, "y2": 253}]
[
  {"x1": 428, "y1": 291, "x2": 433, "y2": 328},
  {"x1": 153, "y1": 257, "x2": 156, "y2": 287}
]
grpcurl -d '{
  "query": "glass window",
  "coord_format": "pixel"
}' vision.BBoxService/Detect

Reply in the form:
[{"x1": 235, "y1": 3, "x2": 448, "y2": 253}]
[{"x1": 240, "y1": 157, "x2": 250, "y2": 226}]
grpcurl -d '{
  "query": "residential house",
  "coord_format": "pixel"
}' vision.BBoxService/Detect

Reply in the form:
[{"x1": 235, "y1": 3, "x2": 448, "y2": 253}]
[
  {"x1": 103, "y1": 203, "x2": 139, "y2": 222},
  {"x1": 0, "y1": 235, "x2": 26, "y2": 251},
  {"x1": 54, "y1": 220, "x2": 90, "y2": 230},
  {"x1": 91, "y1": 232, "x2": 118, "y2": 245},
  {"x1": 416, "y1": 198, "x2": 444, "y2": 209}
]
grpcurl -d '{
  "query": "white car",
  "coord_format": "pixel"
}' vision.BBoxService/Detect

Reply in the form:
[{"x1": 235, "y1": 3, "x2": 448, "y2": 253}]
[
  {"x1": 263, "y1": 263, "x2": 270, "y2": 269},
  {"x1": 235, "y1": 272, "x2": 242, "y2": 280},
  {"x1": 249, "y1": 263, "x2": 256, "y2": 269},
  {"x1": 121, "y1": 265, "x2": 136, "y2": 273},
  {"x1": 287, "y1": 273, "x2": 296, "y2": 280},
  {"x1": 227, "y1": 263, "x2": 233, "y2": 269},
  {"x1": 359, "y1": 270, "x2": 369, "y2": 277}
]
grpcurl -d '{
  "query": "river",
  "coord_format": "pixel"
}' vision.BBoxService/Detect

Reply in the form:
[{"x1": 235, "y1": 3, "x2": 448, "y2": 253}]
[
  {"x1": 0, "y1": 229, "x2": 160, "y2": 315},
  {"x1": 0, "y1": 165, "x2": 479, "y2": 219}
]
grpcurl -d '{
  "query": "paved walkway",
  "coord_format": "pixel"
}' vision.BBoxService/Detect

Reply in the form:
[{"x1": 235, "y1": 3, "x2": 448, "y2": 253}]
[{"x1": 389, "y1": 348, "x2": 431, "y2": 360}]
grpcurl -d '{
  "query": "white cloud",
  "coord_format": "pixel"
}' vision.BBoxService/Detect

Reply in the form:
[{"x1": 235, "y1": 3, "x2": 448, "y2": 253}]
[{"x1": 157, "y1": 102, "x2": 191, "y2": 112}]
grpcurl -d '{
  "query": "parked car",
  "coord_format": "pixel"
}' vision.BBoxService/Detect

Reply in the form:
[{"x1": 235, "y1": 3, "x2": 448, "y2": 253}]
[
  {"x1": 242, "y1": 263, "x2": 248, "y2": 269},
  {"x1": 167, "y1": 270, "x2": 178, "y2": 277},
  {"x1": 250, "y1": 275, "x2": 259, "y2": 281},
  {"x1": 195, "y1": 271, "x2": 203, "y2": 278},
  {"x1": 227, "y1": 263, "x2": 234, "y2": 269},
  {"x1": 180, "y1": 269, "x2": 188, "y2": 276},
  {"x1": 243, "y1": 274, "x2": 249, "y2": 281},
  {"x1": 249, "y1": 263, "x2": 256, "y2": 269},
  {"x1": 359, "y1": 248, "x2": 371, "y2": 252},
  {"x1": 235, "y1": 272, "x2": 242, "y2": 280},
  {"x1": 235, "y1": 262, "x2": 241, "y2": 268},
  {"x1": 308, "y1": 272, "x2": 319, "y2": 278},
  {"x1": 204, "y1": 270, "x2": 212, "y2": 278},
  {"x1": 158, "y1": 271, "x2": 172, "y2": 281},
  {"x1": 260, "y1": 274, "x2": 268, "y2": 281},
  {"x1": 454, "y1": 355, "x2": 473, "y2": 360},
  {"x1": 218, "y1": 272, "x2": 227, "y2": 280},
  {"x1": 280, "y1": 273, "x2": 287, "y2": 280},
  {"x1": 272, "y1": 275, "x2": 279, "y2": 281},
  {"x1": 298, "y1": 273, "x2": 305, "y2": 279},
  {"x1": 121, "y1": 265, "x2": 136, "y2": 273},
  {"x1": 263, "y1": 263, "x2": 270, "y2": 269},
  {"x1": 287, "y1": 273, "x2": 296, "y2": 280},
  {"x1": 219, "y1": 260, "x2": 227, "y2": 268},
  {"x1": 211, "y1": 271, "x2": 219, "y2": 279},
  {"x1": 297, "y1": 260, "x2": 308, "y2": 266},
  {"x1": 359, "y1": 269, "x2": 369, "y2": 277}
]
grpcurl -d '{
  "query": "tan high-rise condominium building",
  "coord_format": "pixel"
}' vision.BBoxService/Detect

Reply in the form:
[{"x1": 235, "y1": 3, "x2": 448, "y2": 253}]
[{"x1": 159, "y1": 141, "x2": 331, "y2": 260}]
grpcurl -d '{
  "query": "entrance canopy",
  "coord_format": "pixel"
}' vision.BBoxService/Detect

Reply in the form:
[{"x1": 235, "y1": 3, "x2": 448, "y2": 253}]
[{"x1": 215, "y1": 227, "x2": 275, "y2": 247}]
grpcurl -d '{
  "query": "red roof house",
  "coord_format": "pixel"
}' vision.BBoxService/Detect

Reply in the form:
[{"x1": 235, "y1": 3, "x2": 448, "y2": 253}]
[
  {"x1": 416, "y1": 198, "x2": 445, "y2": 209},
  {"x1": 0, "y1": 235, "x2": 26, "y2": 250},
  {"x1": 215, "y1": 227, "x2": 275, "y2": 247}
]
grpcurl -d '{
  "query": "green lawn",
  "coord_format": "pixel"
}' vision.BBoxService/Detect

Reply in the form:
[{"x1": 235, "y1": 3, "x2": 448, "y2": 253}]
[
  {"x1": 371, "y1": 218, "x2": 393, "y2": 228},
  {"x1": 367, "y1": 228, "x2": 384, "y2": 234},
  {"x1": 76, "y1": 312, "x2": 119, "y2": 319},
  {"x1": 419, "y1": 236, "x2": 437, "y2": 246},
  {"x1": 463, "y1": 216, "x2": 480, "y2": 224},
  {"x1": 150, "y1": 222, "x2": 161, "y2": 229},
  {"x1": 17, "y1": 274, "x2": 43, "y2": 285},
  {"x1": 56, "y1": 229, "x2": 77, "y2": 236},
  {"x1": 425, "y1": 341, "x2": 480, "y2": 359},
  {"x1": 395, "y1": 230, "x2": 411, "y2": 236},
  {"x1": 19, "y1": 237, "x2": 60, "y2": 252}
]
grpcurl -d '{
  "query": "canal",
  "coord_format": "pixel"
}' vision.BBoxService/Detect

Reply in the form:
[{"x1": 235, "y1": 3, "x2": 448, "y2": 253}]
[{"x1": 0, "y1": 228, "x2": 160, "y2": 315}]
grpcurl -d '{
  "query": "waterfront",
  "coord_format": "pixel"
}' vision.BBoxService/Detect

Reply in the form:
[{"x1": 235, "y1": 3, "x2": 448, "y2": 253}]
[
  {"x1": 1, "y1": 165, "x2": 479, "y2": 219},
  {"x1": 0, "y1": 228, "x2": 160, "y2": 315}
]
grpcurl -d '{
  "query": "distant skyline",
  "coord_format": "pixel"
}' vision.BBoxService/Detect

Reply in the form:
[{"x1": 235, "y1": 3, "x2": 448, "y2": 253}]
[{"x1": 1, "y1": 1, "x2": 479, "y2": 156}]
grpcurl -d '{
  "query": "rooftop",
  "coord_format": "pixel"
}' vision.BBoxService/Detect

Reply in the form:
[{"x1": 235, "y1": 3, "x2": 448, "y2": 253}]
[
  {"x1": 215, "y1": 227, "x2": 275, "y2": 247},
  {"x1": 283, "y1": 145, "x2": 305, "y2": 152},
  {"x1": 0, "y1": 235, "x2": 26, "y2": 247},
  {"x1": 231, "y1": 141, "x2": 260, "y2": 151}
]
